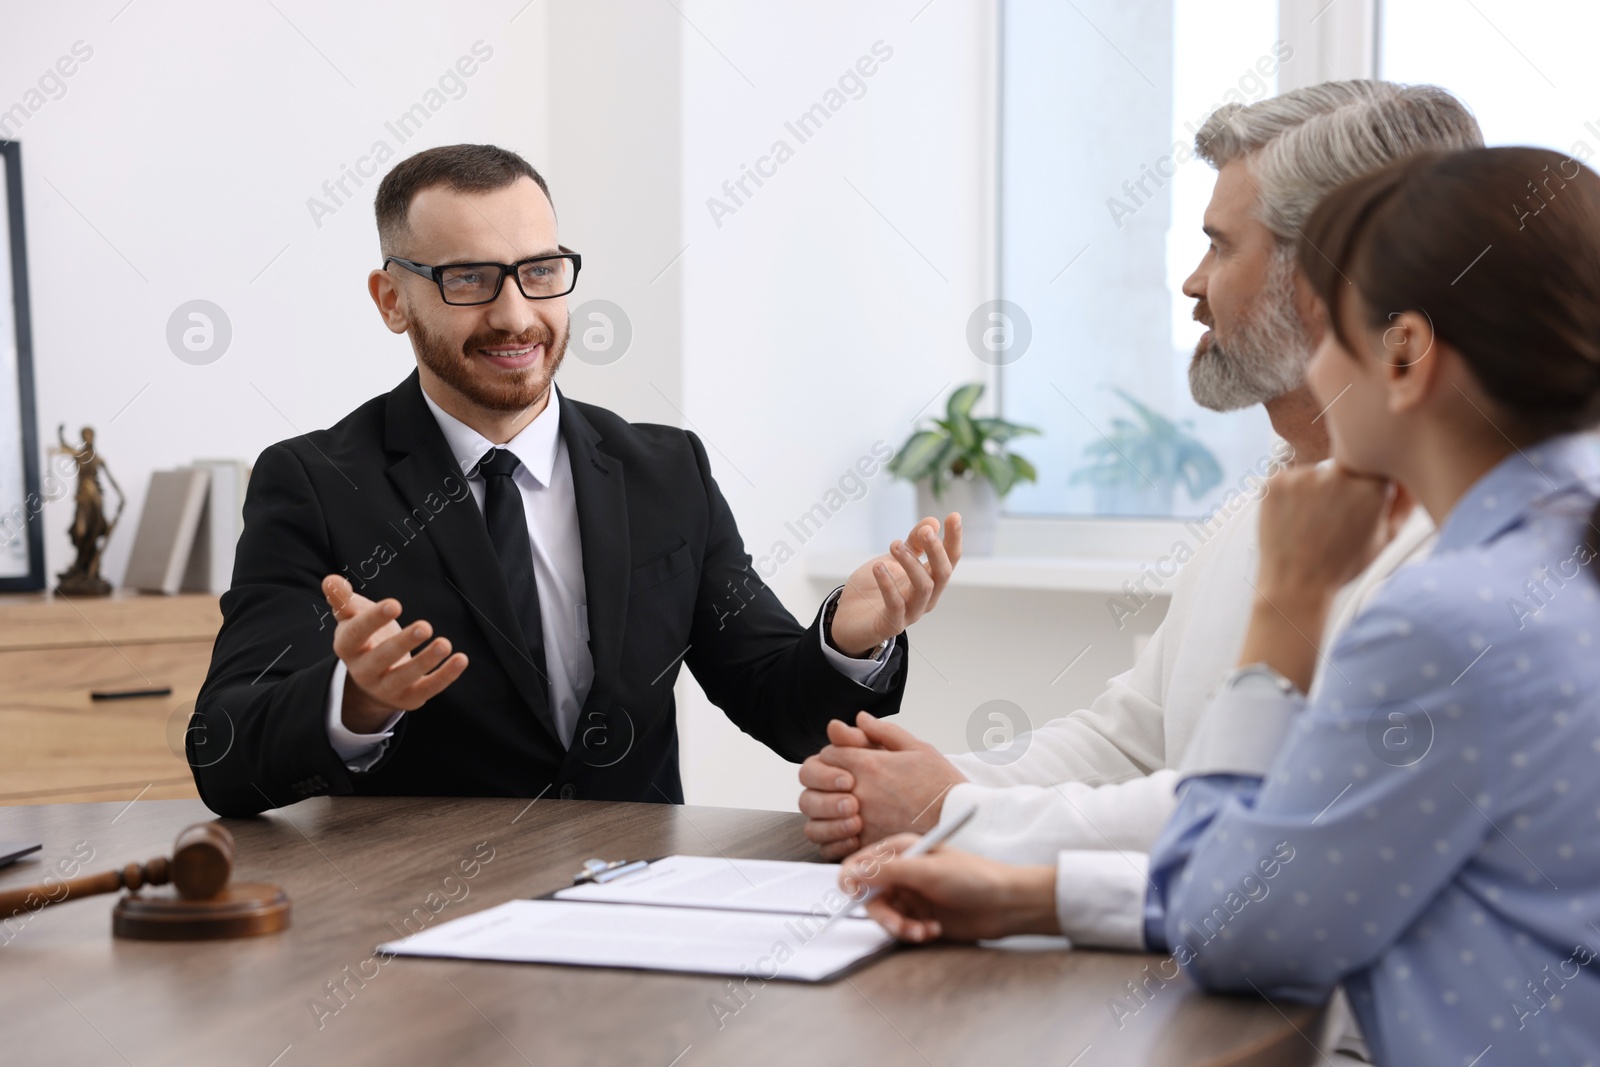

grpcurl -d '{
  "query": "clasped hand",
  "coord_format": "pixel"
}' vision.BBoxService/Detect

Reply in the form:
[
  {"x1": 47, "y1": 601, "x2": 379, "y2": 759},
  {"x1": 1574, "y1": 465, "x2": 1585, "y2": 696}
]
[{"x1": 798, "y1": 712, "x2": 968, "y2": 860}]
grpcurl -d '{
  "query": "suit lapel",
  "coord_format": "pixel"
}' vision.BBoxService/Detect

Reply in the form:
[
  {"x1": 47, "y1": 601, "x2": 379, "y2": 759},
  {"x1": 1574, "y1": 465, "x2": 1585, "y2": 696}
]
[
  {"x1": 558, "y1": 391, "x2": 629, "y2": 697},
  {"x1": 381, "y1": 371, "x2": 562, "y2": 746}
]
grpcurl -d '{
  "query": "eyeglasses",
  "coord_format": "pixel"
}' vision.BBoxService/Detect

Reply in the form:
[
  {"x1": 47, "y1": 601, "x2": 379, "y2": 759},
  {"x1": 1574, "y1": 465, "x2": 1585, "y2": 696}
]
[{"x1": 383, "y1": 248, "x2": 582, "y2": 305}]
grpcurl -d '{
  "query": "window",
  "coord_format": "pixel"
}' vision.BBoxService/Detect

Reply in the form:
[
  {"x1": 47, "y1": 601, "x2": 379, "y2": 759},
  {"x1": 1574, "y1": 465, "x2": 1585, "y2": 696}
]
[
  {"x1": 1380, "y1": 0, "x2": 1600, "y2": 155},
  {"x1": 998, "y1": 0, "x2": 1286, "y2": 520}
]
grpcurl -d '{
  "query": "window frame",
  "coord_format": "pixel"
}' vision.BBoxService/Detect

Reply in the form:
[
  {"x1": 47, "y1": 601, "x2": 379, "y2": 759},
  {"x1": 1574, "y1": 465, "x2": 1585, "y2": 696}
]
[{"x1": 986, "y1": 0, "x2": 1377, "y2": 563}]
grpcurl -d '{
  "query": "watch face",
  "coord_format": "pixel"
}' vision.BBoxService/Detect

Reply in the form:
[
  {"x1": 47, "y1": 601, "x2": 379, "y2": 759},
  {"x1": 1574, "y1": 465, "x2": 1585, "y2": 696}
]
[{"x1": 1228, "y1": 665, "x2": 1293, "y2": 694}]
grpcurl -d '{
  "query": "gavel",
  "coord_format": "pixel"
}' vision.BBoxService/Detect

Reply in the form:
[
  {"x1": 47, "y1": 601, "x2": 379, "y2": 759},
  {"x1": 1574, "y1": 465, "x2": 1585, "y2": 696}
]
[{"x1": 0, "y1": 823, "x2": 289, "y2": 940}]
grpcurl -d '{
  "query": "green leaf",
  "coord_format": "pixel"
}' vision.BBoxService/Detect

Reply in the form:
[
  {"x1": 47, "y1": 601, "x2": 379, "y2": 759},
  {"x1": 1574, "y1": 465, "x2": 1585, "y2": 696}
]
[
  {"x1": 973, "y1": 417, "x2": 1041, "y2": 445},
  {"x1": 1175, "y1": 440, "x2": 1223, "y2": 498},
  {"x1": 1067, "y1": 386, "x2": 1225, "y2": 497},
  {"x1": 1008, "y1": 452, "x2": 1037, "y2": 484},
  {"x1": 928, "y1": 451, "x2": 958, "y2": 499},
  {"x1": 973, "y1": 452, "x2": 1016, "y2": 497},
  {"x1": 944, "y1": 411, "x2": 978, "y2": 454},
  {"x1": 946, "y1": 383, "x2": 984, "y2": 421},
  {"x1": 888, "y1": 430, "x2": 948, "y2": 482},
  {"x1": 1079, "y1": 438, "x2": 1116, "y2": 461}
]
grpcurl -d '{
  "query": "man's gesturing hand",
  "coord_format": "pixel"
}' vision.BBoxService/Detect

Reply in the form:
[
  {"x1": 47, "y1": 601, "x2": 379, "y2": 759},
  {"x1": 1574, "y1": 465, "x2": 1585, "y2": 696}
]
[
  {"x1": 829, "y1": 514, "x2": 961, "y2": 656},
  {"x1": 798, "y1": 711, "x2": 967, "y2": 860},
  {"x1": 323, "y1": 575, "x2": 469, "y2": 733}
]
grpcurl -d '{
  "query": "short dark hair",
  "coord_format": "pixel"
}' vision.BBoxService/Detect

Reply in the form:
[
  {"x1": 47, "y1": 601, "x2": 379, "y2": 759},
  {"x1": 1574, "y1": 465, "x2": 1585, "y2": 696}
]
[{"x1": 374, "y1": 144, "x2": 553, "y2": 255}]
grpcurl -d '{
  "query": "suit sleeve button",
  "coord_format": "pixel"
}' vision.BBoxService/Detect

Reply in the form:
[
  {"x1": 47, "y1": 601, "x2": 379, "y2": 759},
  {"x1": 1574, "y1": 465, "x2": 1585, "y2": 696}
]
[{"x1": 559, "y1": 783, "x2": 577, "y2": 800}]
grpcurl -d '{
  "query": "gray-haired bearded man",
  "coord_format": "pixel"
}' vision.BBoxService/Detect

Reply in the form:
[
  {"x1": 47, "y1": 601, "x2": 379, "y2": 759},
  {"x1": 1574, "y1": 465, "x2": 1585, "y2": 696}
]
[{"x1": 801, "y1": 78, "x2": 1482, "y2": 1066}]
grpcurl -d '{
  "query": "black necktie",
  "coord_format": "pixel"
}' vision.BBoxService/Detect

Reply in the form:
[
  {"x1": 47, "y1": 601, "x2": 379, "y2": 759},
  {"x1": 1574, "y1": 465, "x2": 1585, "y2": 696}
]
[{"x1": 475, "y1": 448, "x2": 550, "y2": 703}]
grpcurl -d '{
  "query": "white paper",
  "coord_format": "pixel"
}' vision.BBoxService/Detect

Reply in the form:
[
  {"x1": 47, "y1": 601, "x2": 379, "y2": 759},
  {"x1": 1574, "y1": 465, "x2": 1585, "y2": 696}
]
[
  {"x1": 377, "y1": 899, "x2": 893, "y2": 982},
  {"x1": 555, "y1": 855, "x2": 866, "y2": 918}
]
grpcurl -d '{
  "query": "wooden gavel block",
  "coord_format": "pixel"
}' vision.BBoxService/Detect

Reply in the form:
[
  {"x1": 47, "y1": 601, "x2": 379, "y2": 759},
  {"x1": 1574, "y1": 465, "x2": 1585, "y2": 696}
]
[{"x1": 0, "y1": 823, "x2": 290, "y2": 941}]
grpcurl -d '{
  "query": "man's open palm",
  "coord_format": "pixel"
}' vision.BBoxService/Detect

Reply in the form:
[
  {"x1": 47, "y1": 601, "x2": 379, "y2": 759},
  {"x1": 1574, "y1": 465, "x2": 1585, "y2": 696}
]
[{"x1": 323, "y1": 575, "x2": 469, "y2": 733}]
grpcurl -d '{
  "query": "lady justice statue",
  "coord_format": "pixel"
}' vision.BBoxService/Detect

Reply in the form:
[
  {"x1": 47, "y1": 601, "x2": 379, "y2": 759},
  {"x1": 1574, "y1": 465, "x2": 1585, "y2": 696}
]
[{"x1": 51, "y1": 424, "x2": 124, "y2": 596}]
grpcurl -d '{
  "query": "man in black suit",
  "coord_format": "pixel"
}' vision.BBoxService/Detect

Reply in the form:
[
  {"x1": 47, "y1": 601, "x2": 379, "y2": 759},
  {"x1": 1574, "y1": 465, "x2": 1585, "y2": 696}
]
[{"x1": 189, "y1": 144, "x2": 960, "y2": 818}]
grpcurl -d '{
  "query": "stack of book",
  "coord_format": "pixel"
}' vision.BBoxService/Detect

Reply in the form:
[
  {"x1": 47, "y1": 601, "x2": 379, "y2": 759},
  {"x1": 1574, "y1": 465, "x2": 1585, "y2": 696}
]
[{"x1": 123, "y1": 459, "x2": 250, "y2": 595}]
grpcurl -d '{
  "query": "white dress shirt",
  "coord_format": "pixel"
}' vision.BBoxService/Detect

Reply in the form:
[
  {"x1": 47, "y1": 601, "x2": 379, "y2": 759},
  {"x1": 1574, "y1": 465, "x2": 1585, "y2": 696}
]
[
  {"x1": 326, "y1": 386, "x2": 891, "y2": 770},
  {"x1": 936, "y1": 491, "x2": 1438, "y2": 951}
]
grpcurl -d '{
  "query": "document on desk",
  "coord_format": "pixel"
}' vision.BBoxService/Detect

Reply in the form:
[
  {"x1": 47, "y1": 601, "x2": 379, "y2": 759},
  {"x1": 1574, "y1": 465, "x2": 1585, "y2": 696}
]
[
  {"x1": 377, "y1": 899, "x2": 893, "y2": 982},
  {"x1": 376, "y1": 855, "x2": 891, "y2": 981},
  {"x1": 553, "y1": 855, "x2": 868, "y2": 918}
]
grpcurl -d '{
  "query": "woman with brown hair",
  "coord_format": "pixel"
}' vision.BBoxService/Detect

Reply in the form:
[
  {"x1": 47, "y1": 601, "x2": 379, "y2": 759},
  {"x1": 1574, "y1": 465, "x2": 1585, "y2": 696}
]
[{"x1": 841, "y1": 146, "x2": 1600, "y2": 1066}]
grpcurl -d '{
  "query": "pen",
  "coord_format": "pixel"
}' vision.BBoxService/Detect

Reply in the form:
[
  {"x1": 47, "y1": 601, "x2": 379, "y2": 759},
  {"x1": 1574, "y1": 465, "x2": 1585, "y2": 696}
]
[
  {"x1": 573, "y1": 858, "x2": 651, "y2": 885},
  {"x1": 823, "y1": 803, "x2": 977, "y2": 932}
]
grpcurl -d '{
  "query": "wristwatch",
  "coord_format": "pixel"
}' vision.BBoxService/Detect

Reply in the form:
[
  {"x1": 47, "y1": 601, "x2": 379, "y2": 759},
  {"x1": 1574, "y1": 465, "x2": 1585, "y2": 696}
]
[
  {"x1": 823, "y1": 590, "x2": 891, "y2": 661},
  {"x1": 1219, "y1": 662, "x2": 1299, "y2": 697}
]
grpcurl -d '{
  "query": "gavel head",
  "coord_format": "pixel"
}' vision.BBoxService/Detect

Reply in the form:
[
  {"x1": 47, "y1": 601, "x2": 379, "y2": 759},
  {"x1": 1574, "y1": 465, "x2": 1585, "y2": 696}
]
[{"x1": 169, "y1": 823, "x2": 235, "y2": 900}]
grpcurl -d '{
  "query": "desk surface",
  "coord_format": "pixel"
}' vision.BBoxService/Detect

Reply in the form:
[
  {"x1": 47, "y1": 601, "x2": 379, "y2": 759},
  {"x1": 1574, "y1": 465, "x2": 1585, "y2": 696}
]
[{"x1": 0, "y1": 798, "x2": 1324, "y2": 1067}]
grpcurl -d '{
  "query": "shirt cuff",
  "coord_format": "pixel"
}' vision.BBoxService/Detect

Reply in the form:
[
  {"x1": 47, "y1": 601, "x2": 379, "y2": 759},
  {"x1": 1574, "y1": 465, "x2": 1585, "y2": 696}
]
[
  {"x1": 1054, "y1": 850, "x2": 1151, "y2": 950},
  {"x1": 326, "y1": 659, "x2": 402, "y2": 772},
  {"x1": 932, "y1": 782, "x2": 995, "y2": 848},
  {"x1": 1178, "y1": 679, "x2": 1307, "y2": 779},
  {"x1": 819, "y1": 587, "x2": 895, "y2": 687}
]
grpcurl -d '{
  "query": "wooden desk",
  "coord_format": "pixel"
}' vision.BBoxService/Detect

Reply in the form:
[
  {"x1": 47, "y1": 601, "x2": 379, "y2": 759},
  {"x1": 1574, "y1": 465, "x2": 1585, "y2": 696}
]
[{"x1": 0, "y1": 798, "x2": 1326, "y2": 1066}]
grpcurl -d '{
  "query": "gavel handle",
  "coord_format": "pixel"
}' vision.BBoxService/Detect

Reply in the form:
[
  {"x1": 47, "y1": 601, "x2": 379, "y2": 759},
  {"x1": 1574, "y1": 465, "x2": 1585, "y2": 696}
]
[{"x1": 0, "y1": 857, "x2": 170, "y2": 921}]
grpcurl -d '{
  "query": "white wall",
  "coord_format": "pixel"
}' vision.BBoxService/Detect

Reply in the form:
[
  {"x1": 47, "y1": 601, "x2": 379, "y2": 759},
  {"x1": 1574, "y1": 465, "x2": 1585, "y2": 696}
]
[
  {"x1": 544, "y1": 0, "x2": 683, "y2": 424},
  {"x1": 8, "y1": 0, "x2": 554, "y2": 585},
  {"x1": 671, "y1": 1, "x2": 1167, "y2": 809},
  {"x1": 5, "y1": 1, "x2": 1163, "y2": 811}
]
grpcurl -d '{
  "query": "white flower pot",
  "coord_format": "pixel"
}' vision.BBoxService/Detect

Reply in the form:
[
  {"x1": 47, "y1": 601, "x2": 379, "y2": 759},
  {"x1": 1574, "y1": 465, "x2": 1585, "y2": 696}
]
[{"x1": 917, "y1": 475, "x2": 999, "y2": 555}]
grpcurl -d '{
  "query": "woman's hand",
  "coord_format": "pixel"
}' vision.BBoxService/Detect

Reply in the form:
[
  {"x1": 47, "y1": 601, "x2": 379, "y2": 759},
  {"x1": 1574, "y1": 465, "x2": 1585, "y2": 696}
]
[
  {"x1": 838, "y1": 835, "x2": 1058, "y2": 943},
  {"x1": 1255, "y1": 463, "x2": 1411, "y2": 605},
  {"x1": 1241, "y1": 464, "x2": 1413, "y2": 691}
]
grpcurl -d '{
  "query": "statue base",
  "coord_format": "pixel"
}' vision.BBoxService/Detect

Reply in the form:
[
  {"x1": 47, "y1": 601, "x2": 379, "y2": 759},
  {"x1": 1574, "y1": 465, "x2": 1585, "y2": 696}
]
[{"x1": 55, "y1": 572, "x2": 113, "y2": 597}]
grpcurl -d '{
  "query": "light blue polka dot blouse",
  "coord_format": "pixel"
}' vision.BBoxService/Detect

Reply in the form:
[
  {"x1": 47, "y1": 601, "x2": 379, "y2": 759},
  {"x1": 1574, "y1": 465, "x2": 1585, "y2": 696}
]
[{"x1": 1147, "y1": 433, "x2": 1600, "y2": 1067}]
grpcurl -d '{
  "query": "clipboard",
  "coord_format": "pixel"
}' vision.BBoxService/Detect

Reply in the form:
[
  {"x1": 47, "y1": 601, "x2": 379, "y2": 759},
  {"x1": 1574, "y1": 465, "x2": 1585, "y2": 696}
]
[
  {"x1": 551, "y1": 854, "x2": 873, "y2": 918},
  {"x1": 378, "y1": 854, "x2": 897, "y2": 983}
]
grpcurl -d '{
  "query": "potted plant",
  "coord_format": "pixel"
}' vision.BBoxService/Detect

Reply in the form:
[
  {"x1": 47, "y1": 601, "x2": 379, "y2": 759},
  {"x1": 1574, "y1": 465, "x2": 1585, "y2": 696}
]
[
  {"x1": 889, "y1": 383, "x2": 1038, "y2": 554},
  {"x1": 1068, "y1": 387, "x2": 1222, "y2": 516}
]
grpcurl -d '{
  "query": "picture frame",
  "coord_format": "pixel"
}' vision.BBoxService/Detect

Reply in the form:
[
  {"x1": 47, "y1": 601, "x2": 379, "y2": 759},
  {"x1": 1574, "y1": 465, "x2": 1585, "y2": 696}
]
[{"x1": 0, "y1": 139, "x2": 45, "y2": 592}]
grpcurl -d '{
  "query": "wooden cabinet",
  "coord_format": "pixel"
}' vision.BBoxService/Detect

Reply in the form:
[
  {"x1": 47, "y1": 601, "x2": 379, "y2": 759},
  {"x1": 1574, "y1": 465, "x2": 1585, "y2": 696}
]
[{"x1": 0, "y1": 591, "x2": 220, "y2": 805}]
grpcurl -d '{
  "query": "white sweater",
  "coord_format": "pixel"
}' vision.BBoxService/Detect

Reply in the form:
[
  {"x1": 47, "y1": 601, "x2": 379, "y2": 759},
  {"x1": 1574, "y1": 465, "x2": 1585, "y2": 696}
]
[{"x1": 938, "y1": 493, "x2": 1438, "y2": 949}]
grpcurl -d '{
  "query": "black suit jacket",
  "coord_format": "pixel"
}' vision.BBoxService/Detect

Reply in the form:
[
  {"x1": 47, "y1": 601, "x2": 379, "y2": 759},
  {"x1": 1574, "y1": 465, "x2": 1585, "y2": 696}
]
[{"x1": 189, "y1": 371, "x2": 906, "y2": 817}]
